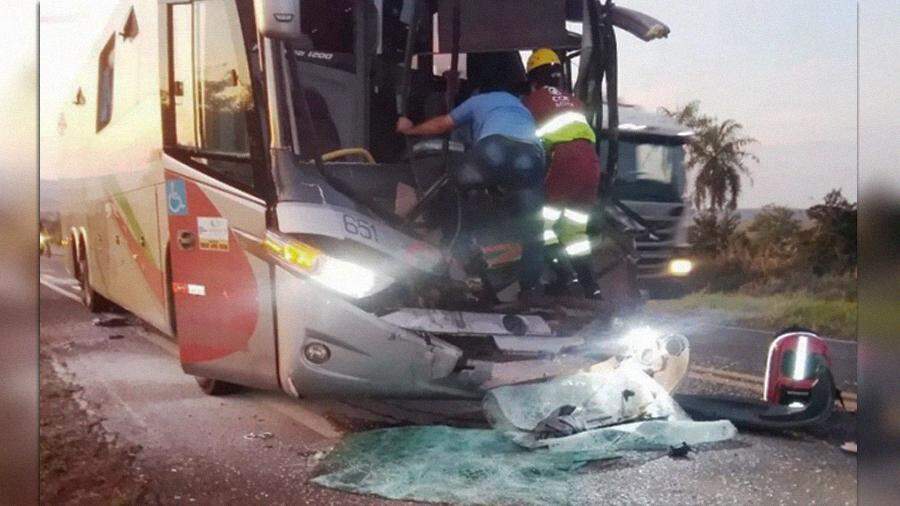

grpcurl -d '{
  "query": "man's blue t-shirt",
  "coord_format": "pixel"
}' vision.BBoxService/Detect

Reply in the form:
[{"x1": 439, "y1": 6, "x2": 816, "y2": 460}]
[{"x1": 449, "y1": 92, "x2": 540, "y2": 146}]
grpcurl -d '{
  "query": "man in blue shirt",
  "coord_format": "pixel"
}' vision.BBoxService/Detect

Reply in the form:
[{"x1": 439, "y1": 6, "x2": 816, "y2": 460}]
[{"x1": 396, "y1": 90, "x2": 547, "y2": 295}]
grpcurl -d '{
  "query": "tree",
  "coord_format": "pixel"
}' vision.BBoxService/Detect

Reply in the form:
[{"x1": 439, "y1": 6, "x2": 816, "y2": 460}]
[
  {"x1": 804, "y1": 189, "x2": 857, "y2": 274},
  {"x1": 747, "y1": 205, "x2": 801, "y2": 277},
  {"x1": 688, "y1": 210, "x2": 741, "y2": 257},
  {"x1": 663, "y1": 101, "x2": 758, "y2": 211}
]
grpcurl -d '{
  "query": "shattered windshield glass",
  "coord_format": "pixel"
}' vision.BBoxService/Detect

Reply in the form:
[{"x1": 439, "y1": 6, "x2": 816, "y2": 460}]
[{"x1": 312, "y1": 363, "x2": 737, "y2": 505}]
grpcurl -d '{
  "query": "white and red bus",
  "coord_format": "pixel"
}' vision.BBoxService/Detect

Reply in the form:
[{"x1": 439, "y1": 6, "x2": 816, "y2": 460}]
[{"x1": 56, "y1": 0, "x2": 674, "y2": 397}]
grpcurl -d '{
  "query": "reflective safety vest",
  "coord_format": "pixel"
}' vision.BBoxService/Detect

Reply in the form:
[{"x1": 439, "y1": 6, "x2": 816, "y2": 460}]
[
  {"x1": 542, "y1": 205, "x2": 592, "y2": 257},
  {"x1": 523, "y1": 86, "x2": 596, "y2": 150}
]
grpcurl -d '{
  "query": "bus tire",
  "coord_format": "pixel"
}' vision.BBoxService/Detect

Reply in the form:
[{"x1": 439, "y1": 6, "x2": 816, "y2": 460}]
[
  {"x1": 195, "y1": 377, "x2": 241, "y2": 396},
  {"x1": 77, "y1": 246, "x2": 111, "y2": 313}
]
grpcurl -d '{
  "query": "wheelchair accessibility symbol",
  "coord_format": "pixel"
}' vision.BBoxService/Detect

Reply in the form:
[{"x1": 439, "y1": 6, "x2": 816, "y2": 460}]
[{"x1": 166, "y1": 179, "x2": 189, "y2": 216}]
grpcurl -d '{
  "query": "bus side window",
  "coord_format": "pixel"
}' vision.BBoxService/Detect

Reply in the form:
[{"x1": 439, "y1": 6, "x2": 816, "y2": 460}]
[
  {"x1": 170, "y1": 4, "x2": 196, "y2": 147},
  {"x1": 167, "y1": 0, "x2": 256, "y2": 192},
  {"x1": 96, "y1": 35, "x2": 115, "y2": 132}
]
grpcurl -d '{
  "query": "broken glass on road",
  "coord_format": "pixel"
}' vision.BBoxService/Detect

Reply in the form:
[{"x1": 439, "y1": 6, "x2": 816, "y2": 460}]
[{"x1": 312, "y1": 364, "x2": 736, "y2": 505}]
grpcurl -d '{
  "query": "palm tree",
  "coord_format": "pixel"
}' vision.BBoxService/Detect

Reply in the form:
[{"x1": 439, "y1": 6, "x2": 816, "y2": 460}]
[{"x1": 663, "y1": 102, "x2": 758, "y2": 211}]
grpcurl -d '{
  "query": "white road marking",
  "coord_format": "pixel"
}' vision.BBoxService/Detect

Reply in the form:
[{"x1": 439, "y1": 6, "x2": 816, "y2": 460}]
[
  {"x1": 691, "y1": 365, "x2": 856, "y2": 399},
  {"x1": 41, "y1": 273, "x2": 77, "y2": 285},
  {"x1": 709, "y1": 323, "x2": 857, "y2": 345},
  {"x1": 132, "y1": 327, "x2": 343, "y2": 439},
  {"x1": 40, "y1": 276, "x2": 82, "y2": 303},
  {"x1": 259, "y1": 398, "x2": 344, "y2": 439},
  {"x1": 689, "y1": 369, "x2": 857, "y2": 411},
  {"x1": 692, "y1": 365, "x2": 763, "y2": 385},
  {"x1": 135, "y1": 327, "x2": 180, "y2": 357},
  {"x1": 687, "y1": 371, "x2": 762, "y2": 394}
]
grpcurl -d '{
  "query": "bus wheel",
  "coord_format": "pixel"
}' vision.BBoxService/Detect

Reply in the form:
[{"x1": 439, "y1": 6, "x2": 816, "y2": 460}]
[
  {"x1": 195, "y1": 377, "x2": 241, "y2": 396},
  {"x1": 77, "y1": 249, "x2": 110, "y2": 313}
]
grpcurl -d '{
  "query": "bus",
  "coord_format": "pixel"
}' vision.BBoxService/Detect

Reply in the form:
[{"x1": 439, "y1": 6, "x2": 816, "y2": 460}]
[{"x1": 56, "y1": 0, "x2": 676, "y2": 398}]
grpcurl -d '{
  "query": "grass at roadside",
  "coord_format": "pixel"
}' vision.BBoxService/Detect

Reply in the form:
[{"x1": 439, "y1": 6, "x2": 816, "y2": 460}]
[{"x1": 649, "y1": 292, "x2": 857, "y2": 339}]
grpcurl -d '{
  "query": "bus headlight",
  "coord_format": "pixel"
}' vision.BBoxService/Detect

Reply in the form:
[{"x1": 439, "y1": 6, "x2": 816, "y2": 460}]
[
  {"x1": 668, "y1": 258, "x2": 693, "y2": 276},
  {"x1": 265, "y1": 232, "x2": 394, "y2": 299}
]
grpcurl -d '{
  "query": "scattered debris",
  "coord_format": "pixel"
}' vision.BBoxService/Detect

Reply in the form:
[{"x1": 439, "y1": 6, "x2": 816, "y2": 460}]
[
  {"x1": 307, "y1": 450, "x2": 331, "y2": 468},
  {"x1": 668, "y1": 442, "x2": 694, "y2": 459},
  {"x1": 313, "y1": 363, "x2": 736, "y2": 505},
  {"x1": 243, "y1": 431, "x2": 274, "y2": 440},
  {"x1": 92, "y1": 316, "x2": 130, "y2": 327},
  {"x1": 108, "y1": 334, "x2": 125, "y2": 340},
  {"x1": 840, "y1": 441, "x2": 856, "y2": 454}
]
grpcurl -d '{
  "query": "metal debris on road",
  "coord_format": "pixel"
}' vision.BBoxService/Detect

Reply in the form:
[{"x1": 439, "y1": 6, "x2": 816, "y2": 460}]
[
  {"x1": 92, "y1": 316, "x2": 130, "y2": 327},
  {"x1": 668, "y1": 442, "x2": 694, "y2": 459},
  {"x1": 243, "y1": 431, "x2": 274, "y2": 440}
]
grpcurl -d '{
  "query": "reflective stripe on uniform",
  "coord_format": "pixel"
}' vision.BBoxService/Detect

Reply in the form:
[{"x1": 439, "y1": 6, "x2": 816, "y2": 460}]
[
  {"x1": 535, "y1": 111, "x2": 589, "y2": 138},
  {"x1": 542, "y1": 206, "x2": 562, "y2": 221},
  {"x1": 543, "y1": 230, "x2": 560, "y2": 244},
  {"x1": 543, "y1": 206, "x2": 591, "y2": 251},
  {"x1": 563, "y1": 208, "x2": 589, "y2": 225},
  {"x1": 565, "y1": 239, "x2": 592, "y2": 256}
]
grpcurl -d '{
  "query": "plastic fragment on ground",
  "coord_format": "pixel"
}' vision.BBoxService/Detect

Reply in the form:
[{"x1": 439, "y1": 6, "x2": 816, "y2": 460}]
[
  {"x1": 483, "y1": 363, "x2": 689, "y2": 437},
  {"x1": 541, "y1": 419, "x2": 737, "y2": 453},
  {"x1": 840, "y1": 441, "x2": 857, "y2": 454}
]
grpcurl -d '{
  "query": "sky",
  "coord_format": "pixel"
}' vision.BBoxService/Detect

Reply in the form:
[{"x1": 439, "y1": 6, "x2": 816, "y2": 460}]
[{"x1": 35, "y1": 1, "x2": 892, "y2": 208}]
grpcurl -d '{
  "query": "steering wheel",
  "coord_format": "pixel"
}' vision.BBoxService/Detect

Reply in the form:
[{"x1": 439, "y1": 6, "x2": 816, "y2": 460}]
[{"x1": 320, "y1": 148, "x2": 375, "y2": 164}]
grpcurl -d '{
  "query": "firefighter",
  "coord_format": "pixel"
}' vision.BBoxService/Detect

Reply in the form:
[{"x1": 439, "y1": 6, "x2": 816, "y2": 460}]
[
  {"x1": 396, "y1": 81, "x2": 546, "y2": 296},
  {"x1": 523, "y1": 48, "x2": 602, "y2": 299}
]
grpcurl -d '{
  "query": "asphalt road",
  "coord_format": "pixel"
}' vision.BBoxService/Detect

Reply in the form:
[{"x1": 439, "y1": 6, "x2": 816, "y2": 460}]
[{"x1": 40, "y1": 255, "x2": 857, "y2": 504}]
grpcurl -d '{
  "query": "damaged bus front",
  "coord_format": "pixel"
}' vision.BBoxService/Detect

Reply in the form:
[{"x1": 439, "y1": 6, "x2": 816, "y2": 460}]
[
  {"x1": 221, "y1": 0, "x2": 675, "y2": 398},
  {"x1": 109, "y1": 0, "x2": 679, "y2": 399}
]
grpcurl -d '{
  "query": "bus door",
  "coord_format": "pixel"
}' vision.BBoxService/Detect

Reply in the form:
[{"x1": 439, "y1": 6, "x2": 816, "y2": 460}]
[
  {"x1": 288, "y1": 0, "x2": 368, "y2": 158},
  {"x1": 161, "y1": 0, "x2": 278, "y2": 390}
]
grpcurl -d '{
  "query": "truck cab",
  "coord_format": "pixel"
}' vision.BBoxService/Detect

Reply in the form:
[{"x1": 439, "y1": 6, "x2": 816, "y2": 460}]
[{"x1": 603, "y1": 104, "x2": 694, "y2": 297}]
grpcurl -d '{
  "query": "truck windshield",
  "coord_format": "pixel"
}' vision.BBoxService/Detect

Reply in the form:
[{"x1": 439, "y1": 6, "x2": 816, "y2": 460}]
[{"x1": 604, "y1": 140, "x2": 687, "y2": 198}]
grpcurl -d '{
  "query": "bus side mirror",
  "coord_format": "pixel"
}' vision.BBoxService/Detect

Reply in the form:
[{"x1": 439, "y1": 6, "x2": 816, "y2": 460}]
[{"x1": 254, "y1": 0, "x2": 301, "y2": 40}]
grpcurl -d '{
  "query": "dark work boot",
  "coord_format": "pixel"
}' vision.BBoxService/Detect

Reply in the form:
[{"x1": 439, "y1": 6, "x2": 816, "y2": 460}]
[{"x1": 572, "y1": 256, "x2": 602, "y2": 300}]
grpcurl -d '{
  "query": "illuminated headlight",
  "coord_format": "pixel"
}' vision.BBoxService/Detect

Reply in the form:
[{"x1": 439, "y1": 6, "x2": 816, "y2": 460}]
[
  {"x1": 624, "y1": 326, "x2": 662, "y2": 351},
  {"x1": 265, "y1": 232, "x2": 394, "y2": 299},
  {"x1": 668, "y1": 258, "x2": 693, "y2": 276}
]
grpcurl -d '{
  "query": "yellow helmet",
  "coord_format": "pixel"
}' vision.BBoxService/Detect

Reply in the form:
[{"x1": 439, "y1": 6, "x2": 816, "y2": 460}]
[{"x1": 527, "y1": 48, "x2": 561, "y2": 74}]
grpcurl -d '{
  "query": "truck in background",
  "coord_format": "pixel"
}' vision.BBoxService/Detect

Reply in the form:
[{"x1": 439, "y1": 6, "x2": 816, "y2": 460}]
[{"x1": 602, "y1": 103, "x2": 695, "y2": 298}]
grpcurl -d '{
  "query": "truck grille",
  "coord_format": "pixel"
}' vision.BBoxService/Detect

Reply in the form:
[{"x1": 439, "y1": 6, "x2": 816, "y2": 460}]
[{"x1": 619, "y1": 200, "x2": 686, "y2": 279}]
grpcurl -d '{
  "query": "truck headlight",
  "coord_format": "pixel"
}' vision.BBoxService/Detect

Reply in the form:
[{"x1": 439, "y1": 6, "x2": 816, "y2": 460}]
[
  {"x1": 668, "y1": 258, "x2": 693, "y2": 276},
  {"x1": 265, "y1": 232, "x2": 394, "y2": 299}
]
